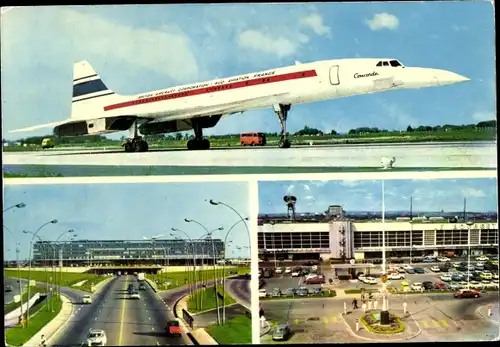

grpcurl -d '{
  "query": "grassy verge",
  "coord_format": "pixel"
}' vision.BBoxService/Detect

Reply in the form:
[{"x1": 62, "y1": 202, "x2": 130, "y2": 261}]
[
  {"x1": 145, "y1": 267, "x2": 250, "y2": 291},
  {"x1": 187, "y1": 286, "x2": 236, "y2": 313},
  {"x1": 4, "y1": 270, "x2": 108, "y2": 293},
  {"x1": 261, "y1": 290, "x2": 336, "y2": 301},
  {"x1": 4, "y1": 286, "x2": 46, "y2": 315},
  {"x1": 344, "y1": 288, "x2": 380, "y2": 295},
  {"x1": 206, "y1": 315, "x2": 252, "y2": 344},
  {"x1": 6, "y1": 295, "x2": 62, "y2": 346}
]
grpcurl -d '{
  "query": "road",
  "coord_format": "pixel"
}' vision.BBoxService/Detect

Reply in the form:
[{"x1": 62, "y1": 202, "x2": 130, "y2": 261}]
[
  {"x1": 260, "y1": 292, "x2": 500, "y2": 343},
  {"x1": 3, "y1": 141, "x2": 496, "y2": 177},
  {"x1": 51, "y1": 275, "x2": 185, "y2": 346},
  {"x1": 225, "y1": 277, "x2": 251, "y2": 309},
  {"x1": 4, "y1": 277, "x2": 27, "y2": 306}
]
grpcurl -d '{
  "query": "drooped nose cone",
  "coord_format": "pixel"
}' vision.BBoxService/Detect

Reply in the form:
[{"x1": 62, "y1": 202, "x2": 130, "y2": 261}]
[{"x1": 434, "y1": 70, "x2": 470, "y2": 86}]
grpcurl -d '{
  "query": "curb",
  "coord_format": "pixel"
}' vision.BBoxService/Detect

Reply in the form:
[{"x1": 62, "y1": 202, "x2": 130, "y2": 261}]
[
  {"x1": 260, "y1": 321, "x2": 271, "y2": 337},
  {"x1": 22, "y1": 294, "x2": 73, "y2": 347},
  {"x1": 91, "y1": 276, "x2": 113, "y2": 294},
  {"x1": 475, "y1": 305, "x2": 500, "y2": 326},
  {"x1": 145, "y1": 278, "x2": 159, "y2": 293},
  {"x1": 341, "y1": 312, "x2": 422, "y2": 342},
  {"x1": 173, "y1": 294, "x2": 198, "y2": 345}
]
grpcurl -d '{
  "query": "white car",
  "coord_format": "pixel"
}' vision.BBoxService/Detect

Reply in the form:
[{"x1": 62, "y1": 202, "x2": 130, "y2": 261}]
[
  {"x1": 480, "y1": 272, "x2": 493, "y2": 280},
  {"x1": 363, "y1": 277, "x2": 377, "y2": 285},
  {"x1": 476, "y1": 256, "x2": 489, "y2": 261},
  {"x1": 130, "y1": 292, "x2": 140, "y2": 299},
  {"x1": 440, "y1": 274, "x2": 452, "y2": 282},
  {"x1": 476, "y1": 262, "x2": 485, "y2": 267},
  {"x1": 284, "y1": 267, "x2": 292, "y2": 274},
  {"x1": 469, "y1": 281, "x2": 482, "y2": 289},
  {"x1": 411, "y1": 283, "x2": 424, "y2": 292},
  {"x1": 437, "y1": 257, "x2": 450, "y2": 262},
  {"x1": 275, "y1": 268, "x2": 283, "y2": 274},
  {"x1": 448, "y1": 282, "x2": 462, "y2": 290},
  {"x1": 430, "y1": 266, "x2": 441, "y2": 272},
  {"x1": 493, "y1": 273, "x2": 499, "y2": 280},
  {"x1": 86, "y1": 329, "x2": 107, "y2": 346},
  {"x1": 452, "y1": 262, "x2": 461, "y2": 268},
  {"x1": 402, "y1": 264, "x2": 413, "y2": 270},
  {"x1": 458, "y1": 281, "x2": 469, "y2": 288},
  {"x1": 481, "y1": 280, "x2": 496, "y2": 289},
  {"x1": 291, "y1": 270, "x2": 301, "y2": 277},
  {"x1": 388, "y1": 273, "x2": 405, "y2": 280},
  {"x1": 258, "y1": 289, "x2": 267, "y2": 298},
  {"x1": 82, "y1": 295, "x2": 92, "y2": 304}
]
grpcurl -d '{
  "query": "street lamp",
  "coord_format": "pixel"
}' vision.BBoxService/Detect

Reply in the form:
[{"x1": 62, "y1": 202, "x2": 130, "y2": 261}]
[
  {"x1": 466, "y1": 220, "x2": 474, "y2": 289},
  {"x1": 24, "y1": 219, "x2": 58, "y2": 326},
  {"x1": 3, "y1": 202, "x2": 26, "y2": 213},
  {"x1": 221, "y1": 217, "x2": 249, "y2": 324},
  {"x1": 53, "y1": 230, "x2": 75, "y2": 296},
  {"x1": 380, "y1": 181, "x2": 390, "y2": 325},
  {"x1": 208, "y1": 200, "x2": 251, "y2": 254},
  {"x1": 59, "y1": 234, "x2": 77, "y2": 296},
  {"x1": 171, "y1": 228, "x2": 198, "y2": 309}
]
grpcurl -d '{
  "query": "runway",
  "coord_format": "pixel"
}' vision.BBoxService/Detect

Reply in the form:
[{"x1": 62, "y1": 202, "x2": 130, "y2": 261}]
[{"x1": 3, "y1": 141, "x2": 496, "y2": 176}]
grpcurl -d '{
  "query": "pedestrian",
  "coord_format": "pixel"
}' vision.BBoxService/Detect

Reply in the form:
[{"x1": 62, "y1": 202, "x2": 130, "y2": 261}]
[
  {"x1": 39, "y1": 335, "x2": 46, "y2": 347},
  {"x1": 352, "y1": 298, "x2": 358, "y2": 309}
]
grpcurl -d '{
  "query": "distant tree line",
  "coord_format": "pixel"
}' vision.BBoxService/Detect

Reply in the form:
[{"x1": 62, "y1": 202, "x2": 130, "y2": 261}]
[{"x1": 3, "y1": 120, "x2": 496, "y2": 145}]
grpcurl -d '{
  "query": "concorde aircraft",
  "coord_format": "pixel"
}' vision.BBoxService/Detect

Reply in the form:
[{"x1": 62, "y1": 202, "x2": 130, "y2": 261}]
[{"x1": 11, "y1": 58, "x2": 469, "y2": 152}]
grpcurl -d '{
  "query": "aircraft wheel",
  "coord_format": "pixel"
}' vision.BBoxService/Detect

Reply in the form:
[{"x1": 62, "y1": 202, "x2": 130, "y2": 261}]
[
  {"x1": 137, "y1": 140, "x2": 148, "y2": 152},
  {"x1": 279, "y1": 138, "x2": 291, "y2": 149},
  {"x1": 187, "y1": 139, "x2": 195, "y2": 150},
  {"x1": 202, "y1": 139, "x2": 210, "y2": 150},
  {"x1": 124, "y1": 142, "x2": 134, "y2": 152}
]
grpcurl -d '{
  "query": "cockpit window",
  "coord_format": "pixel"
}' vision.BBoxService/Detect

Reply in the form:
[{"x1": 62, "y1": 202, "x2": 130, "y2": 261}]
[{"x1": 376, "y1": 60, "x2": 404, "y2": 67}]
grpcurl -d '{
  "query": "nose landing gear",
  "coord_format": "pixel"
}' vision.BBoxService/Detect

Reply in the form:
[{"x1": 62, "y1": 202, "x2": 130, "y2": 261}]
[{"x1": 122, "y1": 120, "x2": 149, "y2": 152}]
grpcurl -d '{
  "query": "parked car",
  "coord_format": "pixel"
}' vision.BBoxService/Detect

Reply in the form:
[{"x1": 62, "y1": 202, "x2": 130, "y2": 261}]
[
  {"x1": 451, "y1": 274, "x2": 463, "y2": 281},
  {"x1": 362, "y1": 277, "x2": 377, "y2": 285},
  {"x1": 476, "y1": 256, "x2": 489, "y2": 262},
  {"x1": 284, "y1": 267, "x2": 292, "y2": 274},
  {"x1": 291, "y1": 268, "x2": 301, "y2": 277},
  {"x1": 388, "y1": 272, "x2": 405, "y2": 280},
  {"x1": 406, "y1": 268, "x2": 415, "y2": 274},
  {"x1": 422, "y1": 281, "x2": 434, "y2": 290},
  {"x1": 480, "y1": 272, "x2": 493, "y2": 280},
  {"x1": 414, "y1": 268, "x2": 425, "y2": 274},
  {"x1": 258, "y1": 289, "x2": 267, "y2": 298},
  {"x1": 448, "y1": 282, "x2": 462, "y2": 290},
  {"x1": 430, "y1": 266, "x2": 441, "y2": 272},
  {"x1": 423, "y1": 257, "x2": 436, "y2": 263},
  {"x1": 440, "y1": 274, "x2": 452, "y2": 282},
  {"x1": 285, "y1": 288, "x2": 296, "y2": 296},
  {"x1": 271, "y1": 288, "x2": 282, "y2": 297},
  {"x1": 411, "y1": 283, "x2": 424, "y2": 292},
  {"x1": 4, "y1": 285, "x2": 13, "y2": 292},
  {"x1": 403, "y1": 264, "x2": 413, "y2": 270},
  {"x1": 454, "y1": 289, "x2": 481, "y2": 299},
  {"x1": 434, "y1": 282, "x2": 447, "y2": 290},
  {"x1": 272, "y1": 323, "x2": 292, "y2": 341},
  {"x1": 437, "y1": 257, "x2": 450, "y2": 262},
  {"x1": 304, "y1": 275, "x2": 325, "y2": 285},
  {"x1": 275, "y1": 267, "x2": 283, "y2": 274}
]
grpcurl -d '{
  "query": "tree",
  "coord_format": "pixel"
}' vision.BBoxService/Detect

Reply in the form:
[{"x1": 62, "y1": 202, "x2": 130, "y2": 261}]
[{"x1": 406, "y1": 125, "x2": 413, "y2": 132}]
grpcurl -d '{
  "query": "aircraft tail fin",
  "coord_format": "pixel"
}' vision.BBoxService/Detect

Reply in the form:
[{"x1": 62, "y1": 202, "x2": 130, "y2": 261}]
[{"x1": 71, "y1": 60, "x2": 118, "y2": 120}]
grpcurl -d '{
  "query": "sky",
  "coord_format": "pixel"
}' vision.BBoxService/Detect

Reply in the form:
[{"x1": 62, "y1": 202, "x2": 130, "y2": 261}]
[
  {"x1": 1, "y1": 2, "x2": 496, "y2": 141},
  {"x1": 3, "y1": 181, "x2": 251, "y2": 260},
  {"x1": 259, "y1": 178, "x2": 498, "y2": 214}
]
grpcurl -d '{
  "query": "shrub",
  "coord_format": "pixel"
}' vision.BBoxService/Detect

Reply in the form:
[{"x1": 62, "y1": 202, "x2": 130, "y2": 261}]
[{"x1": 360, "y1": 313, "x2": 405, "y2": 335}]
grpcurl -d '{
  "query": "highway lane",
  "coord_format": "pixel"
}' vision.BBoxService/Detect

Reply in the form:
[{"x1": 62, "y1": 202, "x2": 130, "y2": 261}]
[
  {"x1": 225, "y1": 278, "x2": 251, "y2": 309},
  {"x1": 4, "y1": 277, "x2": 26, "y2": 306},
  {"x1": 51, "y1": 275, "x2": 185, "y2": 346}
]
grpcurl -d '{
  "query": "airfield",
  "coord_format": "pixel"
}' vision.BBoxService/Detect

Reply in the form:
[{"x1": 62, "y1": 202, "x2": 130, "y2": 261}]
[{"x1": 2, "y1": 141, "x2": 496, "y2": 177}]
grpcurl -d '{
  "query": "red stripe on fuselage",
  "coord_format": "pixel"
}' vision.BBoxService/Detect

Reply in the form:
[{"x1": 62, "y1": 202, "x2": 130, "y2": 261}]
[{"x1": 104, "y1": 69, "x2": 318, "y2": 111}]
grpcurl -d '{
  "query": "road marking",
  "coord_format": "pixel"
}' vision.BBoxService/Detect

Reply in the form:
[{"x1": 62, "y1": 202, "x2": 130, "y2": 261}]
[
  {"x1": 432, "y1": 320, "x2": 440, "y2": 328},
  {"x1": 323, "y1": 317, "x2": 329, "y2": 324},
  {"x1": 117, "y1": 278, "x2": 128, "y2": 346},
  {"x1": 420, "y1": 320, "x2": 429, "y2": 328},
  {"x1": 440, "y1": 320, "x2": 448, "y2": 327}
]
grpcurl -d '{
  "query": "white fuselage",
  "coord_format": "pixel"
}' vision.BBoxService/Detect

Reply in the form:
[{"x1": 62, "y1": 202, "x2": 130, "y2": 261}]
[{"x1": 95, "y1": 58, "x2": 468, "y2": 125}]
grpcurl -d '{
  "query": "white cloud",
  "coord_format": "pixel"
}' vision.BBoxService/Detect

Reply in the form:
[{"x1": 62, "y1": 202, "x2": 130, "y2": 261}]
[
  {"x1": 237, "y1": 29, "x2": 298, "y2": 58},
  {"x1": 300, "y1": 13, "x2": 331, "y2": 37},
  {"x1": 56, "y1": 9, "x2": 200, "y2": 83},
  {"x1": 376, "y1": 99, "x2": 418, "y2": 129},
  {"x1": 472, "y1": 110, "x2": 495, "y2": 122},
  {"x1": 461, "y1": 188, "x2": 485, "y2": 198},
  {"x1": 366, "y1": 13, "x2": 400, "y2": 31}
]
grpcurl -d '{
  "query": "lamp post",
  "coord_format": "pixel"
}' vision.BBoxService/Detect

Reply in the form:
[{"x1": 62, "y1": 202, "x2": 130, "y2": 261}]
[
  {"x1": 466, "y1": 220, "x2": 474, "y2": 289},
  {"x1": 3, "y1": 202, "x2": 26, "y2": 213},
  {"x1": 53, "y1": 230, "x2": 75, "y2": 296},
  {"x1": 209, "y1": 200, "x2": 251, "y2": 255},
  {"x1": 221, "y1": 217, "x2": 249, "y2": 324},
  {"x1": 15, "y1": 242, "x2": 24, "y2": 325},
  {"x1": 170, "y1": 229, "x2": 198, "y2": 310},
  {"x1": 60, "y1": 234, "x2": 77, "y2": 296},
  {"x1": 380, "y1": 181, "x2": 390, "y2": 325},
  {"x1": 23, "y1": 219, "x2": 58, "y2": 326}
]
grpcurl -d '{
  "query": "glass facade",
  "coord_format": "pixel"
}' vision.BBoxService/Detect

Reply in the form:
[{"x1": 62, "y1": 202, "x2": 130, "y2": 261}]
[
  {"x1": 32, "y1": 239, "x2": 224, "y2": 264},
  {"x1": 258, "y1": 232, "x2": 330, "y2": 251}
]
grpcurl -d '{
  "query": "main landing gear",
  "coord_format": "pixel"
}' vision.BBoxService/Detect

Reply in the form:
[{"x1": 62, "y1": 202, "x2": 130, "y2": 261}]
[
  {"x1": 122, "y1": 121, "x2": 149, "y2": 152},
  {"x1": 186, "y1": 122, "x2": 210, "y2": 150},
  {"x1": 274, "y1": 103, "x2": 292, "y2": 148}
]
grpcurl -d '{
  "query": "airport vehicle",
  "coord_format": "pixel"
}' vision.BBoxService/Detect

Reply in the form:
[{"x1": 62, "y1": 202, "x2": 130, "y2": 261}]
[
  {"x1": 130, "y1": 291, "x2": 141, "y2": 299},
  {"x1": 12, "y1": 59, "x2": 469, "y2": 152},
  {"x1": 388, "y1": 273, "x2": 405, "y2": 280},
  {"x1": 476, "y1": 256, "x2": 489, "y2": 261},
  {"x1": 82, "y1": 295, "x2": 92, "y2": 304},
  {"x1": 86, "y1": 329, "x2": 107, "y2": 346},
  {"x1": 411, "y1": 283, "x2": 424, "y2": 291},
  {"x1": 4, "y1": 285, "x2": 13, "y2": 292},
  {"x1": 165, "y1": 319, "x2": 181, "y2": 336},
  {"x1": 272, "y1": 323, "x2": 292, "y2": 341},
  {"x1": 258, "y1": 289, "x2": 267, "y2": 298},
  {"x1": 454, "y1": 289, "x2": 481, "y2": 299},
  {"x1": 41, "y1": 137, "x2": 55, "y2": 149},
  {"x1": 430, "y1": 266, "x2": 441, "y2": 272},
  {"x1": 240, "y1": 132, "x2": 266, "y2": 146}
]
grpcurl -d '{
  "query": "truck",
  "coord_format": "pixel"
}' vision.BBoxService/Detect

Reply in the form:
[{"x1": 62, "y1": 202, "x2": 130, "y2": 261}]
[{"x1": 137, "y1": 273, "x2": 145, "y2": 281}]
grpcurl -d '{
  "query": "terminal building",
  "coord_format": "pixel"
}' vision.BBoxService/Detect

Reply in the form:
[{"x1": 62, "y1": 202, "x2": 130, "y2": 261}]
[
  {"x1": 258, "y1": 203, "x2": 498, "y2": 262},
  {"x1": 32, "y1": 238, "x2": 225, "y2": 266}
]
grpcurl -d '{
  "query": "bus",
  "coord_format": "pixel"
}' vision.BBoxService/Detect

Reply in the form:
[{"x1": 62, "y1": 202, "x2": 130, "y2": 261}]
[{"x1": 240, "y1": 132, "x2": 266, "y2": 146}]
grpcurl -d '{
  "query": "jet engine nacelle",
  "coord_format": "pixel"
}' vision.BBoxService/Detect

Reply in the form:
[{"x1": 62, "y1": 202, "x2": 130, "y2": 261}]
[{"x1": 54, "y1": 116, "x2": 137, "y2": 137}]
